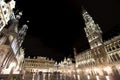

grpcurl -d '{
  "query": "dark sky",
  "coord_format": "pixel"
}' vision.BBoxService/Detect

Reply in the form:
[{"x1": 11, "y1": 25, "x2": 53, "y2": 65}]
[{"x1": 15, "y1": 0, "x2": 120, "y2": 62}]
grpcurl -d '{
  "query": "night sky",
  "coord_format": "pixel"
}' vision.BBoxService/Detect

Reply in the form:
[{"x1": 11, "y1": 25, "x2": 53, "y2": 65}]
[{"x1": 15, "y1": 0, "x2": 120, "y2": 62}]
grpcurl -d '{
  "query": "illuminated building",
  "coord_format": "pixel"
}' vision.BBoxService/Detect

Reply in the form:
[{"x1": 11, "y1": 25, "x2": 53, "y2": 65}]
[
  {"x1": 0, "y1": 0, "x2": 28, "y2": 78},
  {"x1": 75, "y1": 8, "x2": 120, "y2": 79},
  {"x1": 0, "y1": 0, "x2": 16, "y2": 32},
  {"x1": 23, "y1": 56, "x2": 55, "y2": 73},
  {"x1": 0, "y1": 17, "x2": 28, "y2": 75},
  {"x1": 57, "y1": 57, "x2": 78, "y2": 80},
  {"x1": 58, "y1": 57, "x2": 74, "y2": 72},
  {"x1": 58, "y1": 58, "x2": 74, "y2": 73}
]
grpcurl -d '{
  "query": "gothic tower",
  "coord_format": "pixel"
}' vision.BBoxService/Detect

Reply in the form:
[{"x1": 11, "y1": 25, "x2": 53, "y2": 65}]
[
  {"x1": 82, "y1": 9, "x2": 103, "y2": 49},
  {"x1": 82, "y1": 8, "x2": 107, "y2": 64}
]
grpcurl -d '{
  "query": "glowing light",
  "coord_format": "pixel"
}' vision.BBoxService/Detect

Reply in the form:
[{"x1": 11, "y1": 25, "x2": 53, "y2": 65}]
[
  {"x1": 19, "y1": 12, "x2": 22, "y2": 16},
  {"x1": 87, "y1": 75, "x2": 90, "y2": 79},
  {"x1": 96, "y1": 76, "x2": 100, "y2": 80},
  {"x1": 104, "y1": 66, "x2": 111, "y2": 74},
  {"x1": 27, "y1": 20, "x2": 29, "y2": 23},
  {"x1": 77, "y1": 75, "x2": 80, "y2": 80},
  {"x1": 73, "y1": 74, "x2": 76, "y2": 79},
  {"x1": 9, "y1": 62, "x2": 16, "y2": 69},
  {"x1": 77, "y1": 69, "x2": 80, "y2": 73},
  {"x1": 86, "y1": 69, "x2": 89, "y2": 73},
  {"x1": 119, "y1": 67, "x2": 120, "y2": 69},
  {"x1": 105, "y1": 76, "x2": 110, "y2": 80}
]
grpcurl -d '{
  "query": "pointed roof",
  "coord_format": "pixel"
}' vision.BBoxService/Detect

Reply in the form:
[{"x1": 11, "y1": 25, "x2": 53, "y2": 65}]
[
  {"x1": 81, "y1": 6, "x2": 86, "y2": 14},
  {"x1": 81, "y1": 6, "x2": 88, "y2": 15}
]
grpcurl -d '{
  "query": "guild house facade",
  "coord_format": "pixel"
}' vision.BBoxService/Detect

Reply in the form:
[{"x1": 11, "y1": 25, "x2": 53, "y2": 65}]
[{"x1": 23, "y1": 56, "x2": 55, "y2": 73}]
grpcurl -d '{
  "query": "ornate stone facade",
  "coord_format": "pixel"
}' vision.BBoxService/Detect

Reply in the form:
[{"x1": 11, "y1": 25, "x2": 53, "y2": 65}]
[
  {"x1": 0, "y1": 0, "x2": 28, "y2": 76},
  {"x1": 58, "y1": 57, "x2": 74, "y2": 72},
  {"x1": 0, "y1": 0, "x2": 16, "y2": 31},
  {"x1": 23, "y1": 56, "x2": 55, "y2": 73},
  {"x1": 75, "y1": 9, "x2": 120, "y2": 79}
]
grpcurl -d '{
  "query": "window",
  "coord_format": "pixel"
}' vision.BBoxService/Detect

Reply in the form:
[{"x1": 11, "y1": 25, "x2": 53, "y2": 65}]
[
  {"x1": 109, "y1": 47, "x2": 112, "y2": 51},
  {"x1": 116, "y1": 45, "x2": 120, "y2": 48},
  {"x1": 105, "y1": 46, "x2": 109, "y2": 52},
  {"x1": 112, "y1": 46, "x2": 115, "y2": 50},
  {"x1": 115, "y1": 53, "x2": 120, "y2": 60},
  {"x1": 85, "y1": 16, "x2": 89, "y2": 22},
  {"x1": 2, "y1": 6, "x2": 4, "y2": 8},
  {"x1": 112, "y1": 55, "x2": 117, "y2": 61},
  {"x1": 110, "y1": 56, "x2": 113, "y2": 62},
  {"x1": 4, "y1": 10, "x2": 6, "y2": 15},
  {"x1": 95, "y1": 41, "x2": 98, "y2": 46}
]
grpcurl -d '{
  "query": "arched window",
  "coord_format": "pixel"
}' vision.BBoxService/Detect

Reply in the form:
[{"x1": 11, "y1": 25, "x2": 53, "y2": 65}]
[
  {"x1": 112, "y1": 46, "x2": 115, "y2": 50},
  {"x1": 116, "y1": 44, "x2": 120, "y2": 48},
  {"x1": 115, "y1": 53, "x2": 120, "y2": 60},
  {"x1": 112, "y1": 55, "x2": 117, "y2": 61}
]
